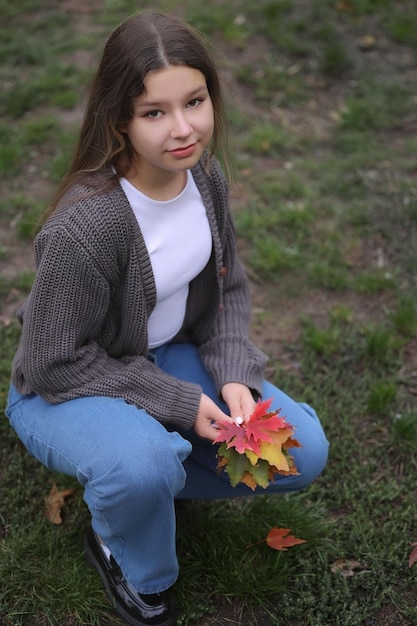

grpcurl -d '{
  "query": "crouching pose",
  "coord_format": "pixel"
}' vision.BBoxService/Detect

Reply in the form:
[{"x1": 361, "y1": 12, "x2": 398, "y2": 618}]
[{"x1": 6, "y1": 11, "x2": 328, "y2": 626}]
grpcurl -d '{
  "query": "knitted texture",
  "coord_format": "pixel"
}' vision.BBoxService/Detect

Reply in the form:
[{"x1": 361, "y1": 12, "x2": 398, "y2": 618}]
[{"x1": 12, "y1": 159, "x2": 267, "y2": 429}]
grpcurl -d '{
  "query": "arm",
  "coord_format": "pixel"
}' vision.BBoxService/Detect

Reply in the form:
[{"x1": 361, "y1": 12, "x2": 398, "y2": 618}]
[
  {"x1": 16, "y1": 225, "x2": 202, "y2": 429},
  {"x1": 197, "y1": 162, "x2": 268, "y2": 401}
]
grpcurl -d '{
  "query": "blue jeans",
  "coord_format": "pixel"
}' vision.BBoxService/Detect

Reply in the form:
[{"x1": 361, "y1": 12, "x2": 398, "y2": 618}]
[{"x1": 5, "y1": 342, "x2": 328, "y2": 594}]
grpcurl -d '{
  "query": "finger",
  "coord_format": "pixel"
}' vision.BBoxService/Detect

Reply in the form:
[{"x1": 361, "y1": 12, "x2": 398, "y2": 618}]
[
  {"x1": 203, "y1": 422, "x2": 222, "y2": 442},
  {"x1": 213, "y1": 414, "x2": 234, "y2": 426},
  {"x1": 211, "y1": 408, "x2": 233, "y2": 425},
  {"x1": 226, "y1": 398, "x2": 241, "y2": 416},
  {"x1": 241, "y1": 398, "x2": 257, "y2": 421}
]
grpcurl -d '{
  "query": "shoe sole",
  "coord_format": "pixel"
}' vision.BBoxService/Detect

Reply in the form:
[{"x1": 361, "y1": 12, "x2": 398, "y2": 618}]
[{"x1": 83, "y1": 536, "x2": 177, "y2": 626}]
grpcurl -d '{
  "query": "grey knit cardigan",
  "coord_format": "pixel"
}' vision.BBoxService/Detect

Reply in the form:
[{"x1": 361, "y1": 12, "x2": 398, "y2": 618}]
[{"x1": 11, "y1": 158, "x2": 267, "y2": 430}]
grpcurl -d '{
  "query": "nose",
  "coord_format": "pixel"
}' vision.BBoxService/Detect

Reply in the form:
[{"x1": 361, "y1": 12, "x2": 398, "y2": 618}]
[{"x1": 170, "y1": 112, "x2": 192, "y2": 139}]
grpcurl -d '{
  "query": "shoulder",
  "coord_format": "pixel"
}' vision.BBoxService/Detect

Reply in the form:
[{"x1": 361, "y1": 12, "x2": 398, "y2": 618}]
[
  {"x1": 38, "y1": 177, "x2": 137, "y2": 271},
  {"x1": 53, "y1": 177, "x2": 130, "y2": 228},
  {"x1": 48, "y1": 177, "x2": 135, "y2": 241}
]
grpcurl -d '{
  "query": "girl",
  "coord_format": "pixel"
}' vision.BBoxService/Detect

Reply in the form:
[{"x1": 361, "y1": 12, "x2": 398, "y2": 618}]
[{"x1": 5, "y1": 12, "x2": 328, "y2": 626}]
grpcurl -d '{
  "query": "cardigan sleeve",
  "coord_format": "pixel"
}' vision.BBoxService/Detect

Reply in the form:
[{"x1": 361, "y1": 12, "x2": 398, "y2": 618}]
[
  {"x1": 198, "y1": 212, "x2": 268, "y2": 397},
  {"x1": 12, "y1": 223, "x2": 202, "y2": 430},
  {"x1": 195, "y1": 161, "x2": 268, "y2": 396}
]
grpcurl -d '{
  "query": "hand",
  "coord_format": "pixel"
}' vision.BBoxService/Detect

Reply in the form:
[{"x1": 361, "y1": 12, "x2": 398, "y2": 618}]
[
  {"x1": 194, "y1": 393, "x2": 233, "y2": 441},
  {"x1": 221, "y1": 382, "x2": 256, "y2": 424}
]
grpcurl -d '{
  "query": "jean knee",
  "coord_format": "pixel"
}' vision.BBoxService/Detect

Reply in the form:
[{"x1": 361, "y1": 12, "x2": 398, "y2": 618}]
[
  {"x1": 296, "y1": 446, "x2": 328, "y2": 489},
  {"x1": 82, "y1": 430, "x2": 191, "y2": 503},
  {"x1": 293, "y1": 423, "x2": 329, "y2": 488}
]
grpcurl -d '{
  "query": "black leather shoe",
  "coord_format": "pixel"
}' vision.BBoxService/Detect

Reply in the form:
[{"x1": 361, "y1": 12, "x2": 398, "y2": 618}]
[{"x1": 84, "y1": 525, "x2": 177, "y2": 626}]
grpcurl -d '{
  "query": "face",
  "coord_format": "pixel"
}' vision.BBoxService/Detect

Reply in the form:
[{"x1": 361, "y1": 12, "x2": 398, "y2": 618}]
[{"x1": 124, "y1": 65, "x2": 214, "y2": 184}]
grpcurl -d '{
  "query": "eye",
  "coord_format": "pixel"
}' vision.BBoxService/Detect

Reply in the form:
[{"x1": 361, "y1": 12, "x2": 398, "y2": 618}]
[
  {"x1": 144, "y1": 110, "x2": 162, "y2": 119},
  {"x1": 187, "y1": 98, "x2": 203, "y2": 108}
]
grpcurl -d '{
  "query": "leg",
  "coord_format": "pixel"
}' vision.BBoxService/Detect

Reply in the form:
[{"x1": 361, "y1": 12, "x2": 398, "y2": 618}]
[
  {"x1": 152, "y1": 343, "x2": 329, "y2": 500},
  {"x1": 6, "y1": 385, "x2": 191, "y2": 594}
]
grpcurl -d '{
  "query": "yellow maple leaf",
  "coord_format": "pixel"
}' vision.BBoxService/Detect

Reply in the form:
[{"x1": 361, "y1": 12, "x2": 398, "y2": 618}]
[
  {"x1": 245, "y1": 449, "x2": 259, "y2": 466},
  {"x1": 256, "y1": 429, "x2": 296, "y2": 472}
]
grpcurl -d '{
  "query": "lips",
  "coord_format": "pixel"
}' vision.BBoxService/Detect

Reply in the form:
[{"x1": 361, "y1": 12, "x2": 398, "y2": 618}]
[{"x1": 170, "y1": 143, "x2": 196, "y2": 158}]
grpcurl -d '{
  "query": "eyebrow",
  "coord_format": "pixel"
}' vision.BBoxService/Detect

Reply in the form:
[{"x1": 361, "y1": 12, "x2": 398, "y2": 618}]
[{"x1": 134, "y1": 85, "x2": 208, "y2": 109}]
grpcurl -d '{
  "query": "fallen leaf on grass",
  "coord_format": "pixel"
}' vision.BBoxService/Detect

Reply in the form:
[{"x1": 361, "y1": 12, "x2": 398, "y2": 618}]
[
  {"x1": 45, "y1": 483, "x2": 75, "y2": 525},
  {"x1": 247, "y1": 526, "x2": 306, "y2": 551},
  {"x1": 266, "y1": 527, "x2": 307, "y2": 551},
  {"x1": 408, "y1": 542, "x2": 417, "y2": 568},
  {"x1": 330, "y1": 558, "x2": 369, "y2": 577}
]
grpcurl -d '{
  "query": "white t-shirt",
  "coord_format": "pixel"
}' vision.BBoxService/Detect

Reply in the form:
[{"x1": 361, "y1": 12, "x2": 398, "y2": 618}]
[{"x1": 120, "y1": 171, "x2": 212, "y2": 348}]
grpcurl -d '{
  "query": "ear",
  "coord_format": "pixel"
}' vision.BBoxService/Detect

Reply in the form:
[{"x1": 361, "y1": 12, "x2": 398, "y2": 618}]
[{"x1": 118, "y1": 123, "x2": 128, "y2": 134}]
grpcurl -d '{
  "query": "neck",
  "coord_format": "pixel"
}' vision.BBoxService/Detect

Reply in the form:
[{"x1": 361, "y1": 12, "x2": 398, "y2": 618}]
[{"x1": 126, "y1": 167, "x2": 187, "y2": 201}]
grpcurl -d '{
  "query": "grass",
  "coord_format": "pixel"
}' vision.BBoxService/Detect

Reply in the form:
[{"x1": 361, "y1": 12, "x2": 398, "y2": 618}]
[{"x1": 1, "y1": 0, "x2": 417, "y2": 625}]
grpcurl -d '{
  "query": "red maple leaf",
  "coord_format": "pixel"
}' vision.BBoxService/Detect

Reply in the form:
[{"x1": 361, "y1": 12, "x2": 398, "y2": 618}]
[
  {"x1": 215, "y1": 398, "x2": 300, "y2": 489},
  {"x1": 249, "y1": 398, "x2": 274, "y2": 420},
  {"x1": 246, "y1": 412, "x2": 289, "y2": 443},
  {"x1": 245, "y1": 398, "x2": 290, "y2": 443},
  {"x1": 266, "y1": 527, "x2": 307, "y2": 551},
  {"x1": 213, "y1": 420, "x2": 252, "y2": 454},
  {"x1": 247, "y1": 526, "x2": 307, "y2": 550}
]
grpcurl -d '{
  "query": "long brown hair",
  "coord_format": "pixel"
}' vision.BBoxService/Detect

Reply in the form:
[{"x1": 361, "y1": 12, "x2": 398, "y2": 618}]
[{"x1": 44, "y1": 12, "x2": 229, "y2": 220}]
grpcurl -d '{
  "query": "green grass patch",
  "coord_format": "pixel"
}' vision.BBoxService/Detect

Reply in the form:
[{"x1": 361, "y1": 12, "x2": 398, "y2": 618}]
[
  {"x1": 385, "y1": 10, "x2": 417, "y2": 48},
  {"x1": 0, "y1": 272, "x2": 34, "y2": 309},
  {"x1": 235, "y1": 60, "x2": 309, "y2": 107},
  {"x1": 1, "y1": 63, "x2": 84, "y2": 118},
  {"x1": 243, "y1": 122, "x2": 295, "y2": 156},
  {"x1": 339, "y1": 80, "x2": 414, "y2": 132}
]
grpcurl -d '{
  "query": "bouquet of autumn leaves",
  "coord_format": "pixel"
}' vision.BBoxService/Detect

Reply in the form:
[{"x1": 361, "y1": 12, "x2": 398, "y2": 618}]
[{"x1": 214, "y1": 398, "x2": 301, "y2": 490}]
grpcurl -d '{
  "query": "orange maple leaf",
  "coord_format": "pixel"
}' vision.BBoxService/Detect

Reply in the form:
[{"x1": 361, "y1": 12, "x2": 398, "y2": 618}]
[
  {"x1": 45, "y1": 483, "x2": 75, "y2": 525},
  {"x1": 247, "y1": 526, "x2": 306, "y2": 551},
  {"x1": 240, "y1": 471, "x2": 258, "y2": 491},
  {"x1": 266, "y1": 527, "x2": 307, "y2": 551}
]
